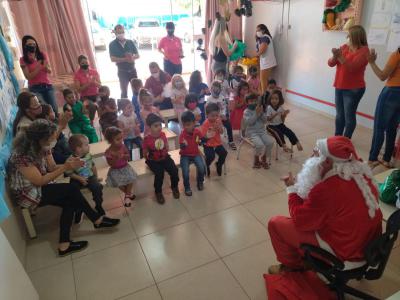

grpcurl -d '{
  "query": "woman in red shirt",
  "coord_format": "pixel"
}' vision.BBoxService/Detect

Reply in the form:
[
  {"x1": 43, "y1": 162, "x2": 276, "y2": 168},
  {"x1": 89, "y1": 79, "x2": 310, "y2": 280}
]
[
  {"x1": 328, "y1": 25, "x2": 369, "y2": 138},
  {"x1": 144, "y1": 62, "x2": 172, "y2": 110},
  {"x1": 20, "y1": 35, "x2": 58, "y2": 115}
]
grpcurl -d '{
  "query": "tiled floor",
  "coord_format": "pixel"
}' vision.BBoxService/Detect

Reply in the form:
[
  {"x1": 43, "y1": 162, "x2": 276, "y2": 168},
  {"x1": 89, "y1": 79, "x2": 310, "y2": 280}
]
[{"x1": 26, "y1": 103, "x2": 400, "y2": 300}]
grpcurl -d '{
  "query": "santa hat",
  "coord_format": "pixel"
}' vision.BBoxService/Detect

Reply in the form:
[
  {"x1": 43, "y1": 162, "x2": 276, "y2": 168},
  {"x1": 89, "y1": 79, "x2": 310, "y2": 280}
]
[{"x1": 316, "y1": 136, "x2": 379, "y2": 218}]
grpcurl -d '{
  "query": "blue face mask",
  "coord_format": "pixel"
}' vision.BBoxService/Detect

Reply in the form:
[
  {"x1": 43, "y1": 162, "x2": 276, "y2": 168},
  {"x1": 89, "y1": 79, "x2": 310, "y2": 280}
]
[{"x1": 247, "y1": 104, "x2": 256, "y2": 110}]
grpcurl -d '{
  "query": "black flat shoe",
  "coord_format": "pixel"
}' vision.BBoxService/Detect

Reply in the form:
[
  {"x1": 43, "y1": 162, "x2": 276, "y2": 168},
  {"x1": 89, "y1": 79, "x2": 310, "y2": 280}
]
[
  {"x1": 156, "y1": 193, "x2": 165, "y2": 204},
  {"x1": 94, "y1": 217, "x2": 120, "y2": 229},
  {"x1": 197, "y1": 182, "x2": 204, "y2": 191},
  {"x1": 172, "y1": 188, "x2": 180, "y2": 199},
  {"x1": 58, "y1": 241, "x2": 88, "y2": 257}
]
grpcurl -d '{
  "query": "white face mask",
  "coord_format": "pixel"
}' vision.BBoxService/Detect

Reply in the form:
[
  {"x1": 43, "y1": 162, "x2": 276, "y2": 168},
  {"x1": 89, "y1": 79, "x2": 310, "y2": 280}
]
[
  {"x1": 151, "y1": 72, "x2": 160, "y2": 79},
  {"x1": 175, "y1": 81, "x2": 184, "y2": 89},
  {"x1": 256, "y1": 31, "x2": 263, "y2": 38},
  {"x1": 116, "y1": 33, "x2": 125, "y2": 41}
]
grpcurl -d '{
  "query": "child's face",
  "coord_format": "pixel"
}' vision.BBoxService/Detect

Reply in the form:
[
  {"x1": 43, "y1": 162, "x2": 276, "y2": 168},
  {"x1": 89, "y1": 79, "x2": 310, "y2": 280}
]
[
  {"x1": 99, "y1": 89, "x2": 110, "y2": 98},
  {"x1": 75, "y1": 137, "x2": 90, "y2": 156},
  {"x1": 239, "y1": 87, "x2": 249, "y2": 97},
  {"x1": 123, "y1": 103, "x2": 133, "y2": 116},
  {"x1": 247, "y1": 98, "x2": 257, "y2": 106},
  {"x1": 65, "y1": 93, "x2": 76, "y2": 105},
  {"x1": 234, "y1": 70, "x2": 243, "y2": 77},
  {"x1": 142, "y1": 96, "x2": 153, "y2": 109},
  {"x1": 150, "y1": 122, "x2": 162, "y2": 136},
  {"x1": 250, "y1": 71, "x2": 257, "y2": 78},
  {"x1": 268, "y1": 83, "x2": 276, "y2": 90},
  {"x1": 131, "y1": 82, "x2": 143, "y2": 93},
  {"x1": 183, "y1": 121, "x2": 195, "y2": 133},
  {"x1": 187, "y1": 101, "x2": 197, "y2": 110},
  {"x1": 270, "y1": 94, "x2": 280, "y2": 107},
  {"x1": 112, "y1": 133, "x2": 124, "y2": 146},
  {"x1": 207, "y1": 111, "x2": 219, "y2": 122},
  {"x1": 215, "y1": 72, "x2": 224, "y2": 80}
]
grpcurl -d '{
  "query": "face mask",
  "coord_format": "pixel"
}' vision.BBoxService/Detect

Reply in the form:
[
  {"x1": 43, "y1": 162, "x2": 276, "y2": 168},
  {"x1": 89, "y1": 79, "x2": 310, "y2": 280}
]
[
  {"x1": 187, "y1": 103, "x2": 197, "y2": 110},
  {"x1": 247, "y1": 104, "x2": 256, "y2": 110},
  {"x1": 152, "y1": 72, "x2": 160, "y2": 79},
  {"x1": 256, "y1": 31, "x2": 263, "y2": 38},
  {"x1": 116, "y1": 33, "x2": 125, "y2": 41},
  {"x1": 175, "y1": 81, "x2": 184, "y2": 89},
  {"x1": 80, "y1": 64, "x2": 89, "y2": 70},
  {"x1": 167, "y1": 29, "x2": 174, "y2": 36},
  {"x1": 216, "y1": 76, "x2": 224, "y2": 81},
  {"x1": 25, "y1": 45, "x2": 36, "y2": 53}
]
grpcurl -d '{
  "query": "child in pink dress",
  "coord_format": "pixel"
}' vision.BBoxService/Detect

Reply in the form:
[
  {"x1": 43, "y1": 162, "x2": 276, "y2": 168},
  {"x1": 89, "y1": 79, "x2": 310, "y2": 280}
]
[
  {"x1": 247, "y1": 65, "x2": 261, "y2": 95},
  {"x1": 230, "y1": 81, "x2": 250, "y2": 130}
]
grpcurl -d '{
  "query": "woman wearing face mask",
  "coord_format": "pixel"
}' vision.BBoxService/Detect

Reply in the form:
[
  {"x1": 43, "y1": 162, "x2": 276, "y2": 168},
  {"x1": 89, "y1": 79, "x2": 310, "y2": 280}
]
[
  {"x1": 255, "y1": 24, "x2": 277, "y2": 94},
  {"x1": 8, "y1": 119, "x2": 120, "y2": 256},
  {"x1": 12, "y1": 91, "x2": 43, "y2": 136},
  {"x1": 328, "y1": 25, "x2": 369, "y2": 139},
  {"x1": 144, "y1": 62, "x2": 172, "y2": 110},
  {"x1": 209, "y1": 17, "x2": 237, "y2": 76},
  {"x1": 158, "y1": 22, "x2": 184, "y2": 76},
  {"x1": 20, "y1": 35, "x2": 58, "y2": 115},
  {"x1": 74, "y1": 55, "x2": 101, "y2": 123}
]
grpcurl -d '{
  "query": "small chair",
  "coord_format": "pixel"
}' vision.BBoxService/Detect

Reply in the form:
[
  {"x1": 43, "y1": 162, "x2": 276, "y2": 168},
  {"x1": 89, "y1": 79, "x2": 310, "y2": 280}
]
[
  {"x1": 236, "y1": 118, "x2": 255, "y2": 160},
  {"x1": 301, "y1": 209, "x2": 400, "y2": 300}
]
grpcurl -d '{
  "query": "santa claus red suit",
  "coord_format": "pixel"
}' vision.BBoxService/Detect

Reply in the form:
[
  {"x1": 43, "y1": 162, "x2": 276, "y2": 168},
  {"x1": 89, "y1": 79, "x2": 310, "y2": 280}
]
[{"x1": 268, "y1": 136, "x2": 383, "y2": 270}]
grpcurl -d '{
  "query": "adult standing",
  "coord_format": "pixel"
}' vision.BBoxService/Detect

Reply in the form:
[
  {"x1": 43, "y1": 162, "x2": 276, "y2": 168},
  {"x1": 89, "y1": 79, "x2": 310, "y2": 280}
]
[
  {"x1": 209, "y1": 17, "x2": 237, "y2": 76},
  {"x1": 144, "y1": 62, "x2": 172, "y2": 110},
  {"x1": 158, "y1": 22, "x2": 184, "y2": 76},
  {"x1": 8, "y1": 119, "x2": 120, "y2": 256},
  {"x1": 328, "y1": 25, "x2": 369, "y2": 139},
  {"x1": 20, "y1": 35, "x2": 58, "y2": 114},
  {"x1": 255, "y1": 24, "x2": 277, "y2": 94},
  {"x1": 74, "y1": 55, "x2": 101, "y2": 123},
  {"x1": 109, "y1": 24, "x2": 140, "y2": 98},
  {"x1": 367, "y1": 48, "x2": 400, "y2": 168}
]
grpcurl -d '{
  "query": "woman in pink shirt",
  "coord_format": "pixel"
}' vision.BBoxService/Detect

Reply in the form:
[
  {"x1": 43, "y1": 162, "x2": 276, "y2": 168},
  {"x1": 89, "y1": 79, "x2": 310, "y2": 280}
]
[
  {"x1": 20, "y1": 35, "x2": 58, "y2": 115},
  {"x1": 158, "y1": 22, "x2": 184, "y2": 76},
  {"x1": 74, "y1": 55, "x2": 101, "y2": 122},
  {"x1": 328, "y1": 26, "x2": 369, "y2": 138}
]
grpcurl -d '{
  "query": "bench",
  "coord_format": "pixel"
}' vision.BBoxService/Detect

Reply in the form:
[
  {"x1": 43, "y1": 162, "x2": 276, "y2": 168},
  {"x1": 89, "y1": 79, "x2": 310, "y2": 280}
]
[
  {"x1": 374, "y1": 169, "x2": 399, "y2": 222},
  {"x1": 160, "y1": 109, "x2": 178, "y2": 126}
]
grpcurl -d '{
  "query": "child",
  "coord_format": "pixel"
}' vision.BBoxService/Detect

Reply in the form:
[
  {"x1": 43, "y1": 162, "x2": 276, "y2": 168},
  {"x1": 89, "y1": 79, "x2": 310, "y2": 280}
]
[
  {"x1": 104, "y1": 126, "x2": 137, "y2": 207},
  {"x1": 200, "y1": 103, "x2": 227, "y2": 177},
  {"x1": 229, "y1": 65, "x2": 245, "y2": 96},
  {"x1": 206, "y1": 81, "x2": 236, "y2": 150},
  {"x1": 267, "y1": 79, "x2": 280, "y2": 92},
  {"x1": 130, "y1": 78, "x2": 144, "y2": 133},
  {"x1": 189, "y1": 70, "x2": 210, "y2": 124},
  {"x1": 67, "y1": 134, "x2": 105, "y2": 221},
  {"x1": 266, "y1": 90, "x2": 303, "y2": 153},
  {"x1": 214, "y1": 69, "x2": 231, "y2": 101},
  {"x1": 118, "y1": 99, "x2": 143, "y2": 160},
  {"x1": 97, "y1": 85, "x2": 120, "y2": 134},
  {"x1": 38, "y1": 104, "x2": 72, "y2": 164},
  {"x1": 230, "y1": 81, "x2": 249, "y2": 130},
  {"x1": 170, "y1": 74, "x2": 187, "y2": 122},
  {"x1": 247, "y1": 65, "x2": 261, "y2": 95},
  {"x1": 179, "y1": 111, "x2": 207, "y2": 196},
  {"x1": 63, "y1": 88, "x2": 98, "y2": 143},
  {"x1": 143, "y1": 113, "x2": 180, "y2": 204},
  {"x1": 184, "y1": 93, "x2": 202, "y2": 126},
  {"x1": 139, "y1": 88, "x2": 161, "y2": 136},
  {"x1": 243, "y1": 94, "x2": 274, "y2": 169}
]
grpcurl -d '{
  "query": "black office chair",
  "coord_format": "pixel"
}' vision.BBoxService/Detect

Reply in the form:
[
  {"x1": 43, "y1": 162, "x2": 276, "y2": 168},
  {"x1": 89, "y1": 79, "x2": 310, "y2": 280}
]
[{"x1": 301, "y1": 209, "x2": 400, "y2": 300}]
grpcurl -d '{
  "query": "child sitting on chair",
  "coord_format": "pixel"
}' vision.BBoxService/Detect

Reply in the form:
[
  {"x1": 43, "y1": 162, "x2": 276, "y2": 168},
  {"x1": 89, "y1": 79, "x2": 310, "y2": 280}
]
[
  {"x1": 266, "y1": 90, "x2": 303, "y2": 153},
  {"x1": 97, "y1": 85, "x2": 120, "y2": 134},
  {"x1": 139, "y1": 88, "x2": 161, "y2": 136},
  {"x1": 130, "y1": 78, "x2": 144, "y2": 133},
  {"x1": 184, "y1": 93, "x2": 202, "y2": 126},
  {"x1": 243, "y1": 93, "x2": 274, "y2": 169},
  {"x1": 170, "y1": 74, "x2": 187, "y2": 123},
  {"x1": 247, "y1": 66, "x2": 261, "y2": 95}
]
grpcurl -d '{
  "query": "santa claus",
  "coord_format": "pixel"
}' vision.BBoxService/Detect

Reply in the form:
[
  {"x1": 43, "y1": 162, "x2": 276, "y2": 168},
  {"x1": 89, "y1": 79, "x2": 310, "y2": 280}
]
[{"x1": 268, "y1": 136, "x2": 383, "y2": 274}]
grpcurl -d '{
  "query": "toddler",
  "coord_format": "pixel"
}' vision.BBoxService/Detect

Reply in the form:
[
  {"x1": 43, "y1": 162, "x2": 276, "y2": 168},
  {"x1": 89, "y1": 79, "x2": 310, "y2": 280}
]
[
  {"x1": 206, "y1": 81, "x2": 236, "y2": 150},
  {"x1": 130, "y1": 78, "x2": 144, "y2": 133},
  {"x1": 179, "y1": 111, "x2": 207, "y2": 196},
  {"x1": 214, "y1": 69, "x2": 231, "y2": 101},
  {"x1": 200, "y1": 103, "x2": 227, "y2": 177},
  {"x1": 189, "y1": 70, "x2": 210, "y2": 124},
  {"x1": 97, "y1": 85, "x2": 120, "y2": 133},
  {"x1": 67, "y1": 134, "x2": 105, "y2": 222},
  {"x1": 170, "y1": 74, "x2": 187, "y2": 122},
  {"x1": 230, "y1": 81, "x2": 249, "y2": 130},
  {"x1": 139, "y1": 88, "x2": 161, "y2": 136},
  {"x1": 266, "y1": 90, "x2": 303, "y2": 153},
  {"x1": 184, "y1": 93, "x2": 202, "y2": 125},
  {"x1": 247, "y1": 65, "x2": 261, "y2": 95},
  {"x1": 229, "y1": 65, "x2": 245, "y2": 97},
  {"x1": 143, "y1": 113, "x2": 180, "y2": 204},
  {"x1": 63, "y1": 88, "x2": 98, "y2": 143},
  {"x1": 104, "y1": 126, "x2": 137, "y2": 207},
  {"x1": 243, "y1": 94, "x2": 274, "y2": 169},
  {"x1": 118, "y1": 99, "x2": 143, "y2": 160}
]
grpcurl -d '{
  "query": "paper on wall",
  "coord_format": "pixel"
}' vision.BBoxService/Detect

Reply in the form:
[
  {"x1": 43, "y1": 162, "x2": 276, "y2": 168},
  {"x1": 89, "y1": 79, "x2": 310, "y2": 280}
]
[
  {"x1": 368, "y1": 28, "x2": 389, "y2": 45},
  {"x1": 371, "y1": 12, "x2": 392, "y2": 29}
]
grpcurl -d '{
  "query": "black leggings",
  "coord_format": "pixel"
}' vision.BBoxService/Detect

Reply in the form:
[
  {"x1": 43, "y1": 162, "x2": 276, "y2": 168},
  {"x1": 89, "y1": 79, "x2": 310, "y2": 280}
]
[
  {"x1": 222, "y1": 119, "x2": 234, "y2": 143},
  {"x1": 146, "y1": 156, "x2": 179, "y2": 193},
  {"x1": 203, "y1": 145, "x2": 227, "y2": 167},
  {"x1": 267, "y1": 124, "x2": 299, "y2": 147},
  {"x1": 40, "y1": 183, "x2": 100, "y2": 243}
]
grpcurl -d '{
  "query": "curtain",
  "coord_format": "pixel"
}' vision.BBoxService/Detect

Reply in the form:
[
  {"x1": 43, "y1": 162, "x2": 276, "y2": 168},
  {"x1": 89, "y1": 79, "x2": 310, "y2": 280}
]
[
  {"x1": 9, "y1": 0, "x2": 95, "y2": 77},
  {"x1": 204, "y1": 0, "x2": 242, "y2": 84}
]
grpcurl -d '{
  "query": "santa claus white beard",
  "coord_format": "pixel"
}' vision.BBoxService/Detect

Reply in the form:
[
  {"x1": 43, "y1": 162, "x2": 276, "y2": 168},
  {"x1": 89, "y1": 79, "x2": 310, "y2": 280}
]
[{"x1": 295, "y1": 156, "x2": 325, "y2": 199}]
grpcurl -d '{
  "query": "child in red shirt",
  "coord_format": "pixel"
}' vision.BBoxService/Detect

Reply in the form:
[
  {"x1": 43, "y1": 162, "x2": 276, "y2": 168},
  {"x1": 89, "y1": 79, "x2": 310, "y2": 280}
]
[
  {"x1": 200, "y1": 103, "x2": 228, "y2": 177},
  {"x1": 179, "y1": 111, "x2": 207, "y2": 196},
  {"x1": 143, "y1": 113, "x2": 180, "y2": 204}
]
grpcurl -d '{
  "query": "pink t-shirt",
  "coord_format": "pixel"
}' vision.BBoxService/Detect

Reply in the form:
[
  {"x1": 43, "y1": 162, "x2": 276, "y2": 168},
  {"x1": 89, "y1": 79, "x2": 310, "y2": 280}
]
[
  {"x1": 74, "y1": 68, "x2": 100, "y2": 97},
  {"x1": 19, "y1": 52, "x2": 51, "y2": 86},
  {"x1": 158, "y1": 36, "x2": 183, "y2": 65}
]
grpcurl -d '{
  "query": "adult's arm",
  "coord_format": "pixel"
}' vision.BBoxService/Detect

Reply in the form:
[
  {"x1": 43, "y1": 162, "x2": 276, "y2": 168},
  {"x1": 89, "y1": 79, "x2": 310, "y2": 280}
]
[
  {"x1": 369, "y1": 51, "x2": 398, "y2": 81},
  {"x1": 20, "y1": 63, "x2": 42, "y2": 81},
  {"x1": 337, "y1": 46, "x2": 369, "y2": 71},
  {"x1": 219, "y1": 36, "x2": 237, "y2": 57},
  {"x1": 256, "y1": 42, "x2": 268, "y2": 57}
]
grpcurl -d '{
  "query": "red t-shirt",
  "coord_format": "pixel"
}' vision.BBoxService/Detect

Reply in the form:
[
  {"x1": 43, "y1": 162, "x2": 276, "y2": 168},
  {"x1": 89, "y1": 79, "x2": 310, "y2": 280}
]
[
  {"x1": 74, "y1": 68, "x2": 100, "y2": 97},
  {"x1": 143, "y1": 131, "x2": 168, "y2": 161},
  {"x1": 19, "y1": 52, "x2": 51, "y2": 86},
  {"x1": 158, "y1": 36, "x2": 183, "y2": 65},
  {"x1": 179, "y1": 128, "x2": 203, "y2": 157},
  {"x1": 328, "y1": 44, "x2": 369, "y2": 89},
  {"x1": 144, "y1": 72, "x2": 171, "y2": 97}
]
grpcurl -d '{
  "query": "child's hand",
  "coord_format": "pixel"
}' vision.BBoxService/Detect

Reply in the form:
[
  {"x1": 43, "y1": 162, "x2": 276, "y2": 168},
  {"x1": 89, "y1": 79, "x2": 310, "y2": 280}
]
[
  {"x1": 79, "y1": 177, "x2": 88, "y2": 186},
  {"x1": 182, "y1": 139, "x2": 188, "y2": 146},
  {"x1": 206, "y1": 128, "x2": 216, "y2": 139},
  {"x1": 256, "y1": 105, "x2": 263, "y2": 115}
]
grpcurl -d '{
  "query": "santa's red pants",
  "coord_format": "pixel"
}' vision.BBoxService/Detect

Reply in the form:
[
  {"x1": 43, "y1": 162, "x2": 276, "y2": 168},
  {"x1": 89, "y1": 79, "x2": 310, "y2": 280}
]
[{"x1": 268, "y1": 216, "x2": 319, "y2": 269}]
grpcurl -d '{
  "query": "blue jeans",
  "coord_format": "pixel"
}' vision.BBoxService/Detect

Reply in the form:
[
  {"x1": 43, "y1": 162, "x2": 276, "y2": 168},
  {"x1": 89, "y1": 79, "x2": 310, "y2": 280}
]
[
  {"x1": 29, "y1": 84, "x2": 58, "y2": 114},
  {"x1": 180, "y1": 155, "x2": 206, "y2": 190},
  {"x1": 334, "y1": 88, "x2": 365, "y2": 138},
  {"x1": 164, "y1": 59, "x2": 182, "y2": 77},
  {"x1": 369, "y1": 86, "x2": 400, "y2": 162}
]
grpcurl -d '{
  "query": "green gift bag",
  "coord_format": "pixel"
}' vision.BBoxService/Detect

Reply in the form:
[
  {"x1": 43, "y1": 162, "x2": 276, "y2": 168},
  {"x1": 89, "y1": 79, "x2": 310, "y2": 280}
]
[{"x1": 379, "y1": 169, "x2": 400, "y2": 204}]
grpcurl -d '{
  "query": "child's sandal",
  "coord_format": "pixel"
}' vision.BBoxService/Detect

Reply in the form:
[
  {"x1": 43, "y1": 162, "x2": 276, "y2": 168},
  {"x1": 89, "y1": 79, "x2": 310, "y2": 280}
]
[{"x1": 124, "y1": 196, "x2": 132, "y2": 207}]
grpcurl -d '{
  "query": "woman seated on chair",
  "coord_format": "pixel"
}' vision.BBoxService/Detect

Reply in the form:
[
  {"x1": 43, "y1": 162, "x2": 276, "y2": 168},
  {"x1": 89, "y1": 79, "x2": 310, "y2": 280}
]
[{"x1": 8, "y1": 119, "x2": 120, "y2": 257}]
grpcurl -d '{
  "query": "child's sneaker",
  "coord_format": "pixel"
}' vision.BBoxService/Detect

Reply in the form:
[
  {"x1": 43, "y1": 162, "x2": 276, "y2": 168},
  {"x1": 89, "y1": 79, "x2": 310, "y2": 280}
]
[
  {"x1": 172, "y1": 188, "x2": 180, "y2": 199},
  {"x1": 185, "y1": 188, "x2": 193, "y2": 196},
  {"x1": 123, "y1": 196, "x2": 132, "y2": 207},
  {"x1": 197, "y1": 182, "x2": 204, "y2": 191},
  {"x1": 156, "y1": 193, "x2": 165, "y2": 204}
]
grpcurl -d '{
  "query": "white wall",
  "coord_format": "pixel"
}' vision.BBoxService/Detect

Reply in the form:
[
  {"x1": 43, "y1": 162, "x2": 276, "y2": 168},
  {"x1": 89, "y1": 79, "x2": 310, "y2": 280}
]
[{"x1": 244, "y1": 0, "x2": 391, "y2": 129}]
